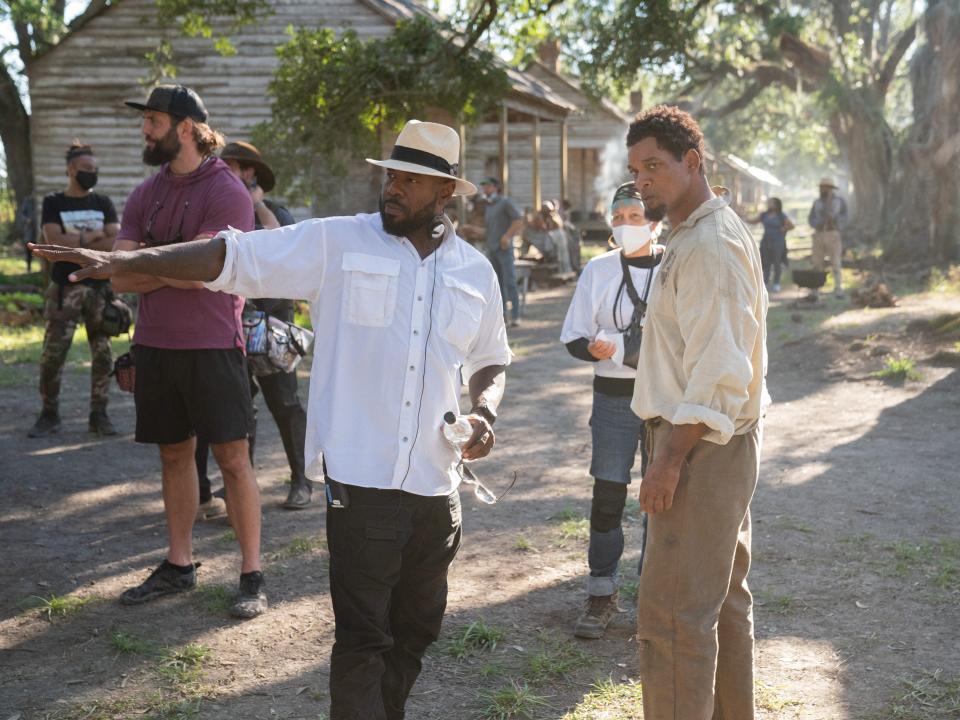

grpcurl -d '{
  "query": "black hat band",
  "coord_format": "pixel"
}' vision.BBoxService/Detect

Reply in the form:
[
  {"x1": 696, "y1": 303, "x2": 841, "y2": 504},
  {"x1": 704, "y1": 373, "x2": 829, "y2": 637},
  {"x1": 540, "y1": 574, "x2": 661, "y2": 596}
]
[{"x1": 390, "y1": 145, "x2": 458, "y2": 177}]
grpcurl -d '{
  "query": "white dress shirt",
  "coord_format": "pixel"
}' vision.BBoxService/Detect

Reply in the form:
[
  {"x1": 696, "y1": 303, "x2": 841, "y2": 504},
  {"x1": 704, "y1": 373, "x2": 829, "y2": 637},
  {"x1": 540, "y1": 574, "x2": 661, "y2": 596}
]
[
  {"x1": 560, "y1": 248, "x2": 659, "y2": 379},
  {"x1": 206, "y1": 213, "x2": 511, "y2": 495}
]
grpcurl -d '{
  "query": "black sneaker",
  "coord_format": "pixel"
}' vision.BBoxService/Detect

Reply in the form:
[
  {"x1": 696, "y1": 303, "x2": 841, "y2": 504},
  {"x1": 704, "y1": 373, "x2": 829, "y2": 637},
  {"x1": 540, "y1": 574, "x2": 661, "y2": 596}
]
[
  {"x1": 230, "y1": 571, "x2": 268, "y2": 618},
  {"x1": 89, "y1": 409, "x2": 117, "y2": 436},
  {"x1": 28, "y1": 410, "x2": 61, "y2": 438},
  {"x1": 120, "y1": 560, "x2": 198, "y2": 605}
]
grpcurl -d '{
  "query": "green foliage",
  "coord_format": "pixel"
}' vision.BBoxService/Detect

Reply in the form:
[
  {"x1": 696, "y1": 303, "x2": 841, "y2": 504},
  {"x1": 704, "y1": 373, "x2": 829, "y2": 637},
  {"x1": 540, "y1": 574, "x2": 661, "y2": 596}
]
[
  {"x1": 523, "y1": 634, "x2": 593, "y2": 683},
  {"x1": 21, "y1": 593, "x2": 97, "y2": 620},
  {"x1": 253, "y1": 15, "x2": 510, "y2": 204},
  {"x1": 445, "y1": 619, "x2": 505, "y2": 659},
  {"x1": 157, "y1": 644, "x2": 210, "y2": 686},
  {"x1": 110, "y1": 630, "x2": 160, "y2": 656},
  {"x1": 562, "y1": 678, "x2": 644, "y2": 719},
  {"x1": 478, "y1": 679, "x2": 550, "y2": 720},
  {"x1": 270, "y1": 534, "x2": 327, "y2": 560},
  {"x1": 872, "y1": 356, "x2": 922, "y2": 382},
  {"x1": 193, "y1": 584, "x2": 234, "y2": 615}
]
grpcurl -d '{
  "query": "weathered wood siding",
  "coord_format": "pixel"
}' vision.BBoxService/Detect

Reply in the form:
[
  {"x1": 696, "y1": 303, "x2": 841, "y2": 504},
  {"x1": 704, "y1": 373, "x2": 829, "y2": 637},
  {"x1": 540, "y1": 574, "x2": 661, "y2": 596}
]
[{"x1": 29, "y1": 0, "x2": 399, "y2": 217}]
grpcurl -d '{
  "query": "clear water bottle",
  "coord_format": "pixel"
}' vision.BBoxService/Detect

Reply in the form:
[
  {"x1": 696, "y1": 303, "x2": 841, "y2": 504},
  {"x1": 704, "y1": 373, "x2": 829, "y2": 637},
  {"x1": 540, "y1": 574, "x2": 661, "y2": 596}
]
[{"x1": 442, "y1": 411, "x2": 473, "y2": 454}]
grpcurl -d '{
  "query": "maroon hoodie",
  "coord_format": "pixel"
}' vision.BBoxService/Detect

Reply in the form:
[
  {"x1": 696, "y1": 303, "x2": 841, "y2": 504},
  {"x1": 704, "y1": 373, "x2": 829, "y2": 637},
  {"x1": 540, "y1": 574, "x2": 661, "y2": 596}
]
[{"x1": 117, "y1": 156, "x2": 254, "y2": 350}]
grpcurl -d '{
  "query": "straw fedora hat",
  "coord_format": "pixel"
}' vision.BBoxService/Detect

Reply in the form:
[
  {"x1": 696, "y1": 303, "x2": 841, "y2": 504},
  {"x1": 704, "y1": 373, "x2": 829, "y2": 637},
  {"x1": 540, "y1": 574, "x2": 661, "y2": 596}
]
[
  {"x1": 220, "y1": 142, "x2": 276, "y2": 192},
  {"x1": 818, "y1": 177, "x2": 838, "y2": 189},
  {"x1": 367, "y1": 120, "x2": 477, "y2": 197}
]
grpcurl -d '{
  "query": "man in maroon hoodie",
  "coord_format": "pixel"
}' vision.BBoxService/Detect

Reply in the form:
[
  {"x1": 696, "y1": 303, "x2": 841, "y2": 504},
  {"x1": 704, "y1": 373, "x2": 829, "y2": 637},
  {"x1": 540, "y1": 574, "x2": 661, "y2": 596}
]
[{"x1": 113, "y1": 85, "x2": 265, "y2": 618}]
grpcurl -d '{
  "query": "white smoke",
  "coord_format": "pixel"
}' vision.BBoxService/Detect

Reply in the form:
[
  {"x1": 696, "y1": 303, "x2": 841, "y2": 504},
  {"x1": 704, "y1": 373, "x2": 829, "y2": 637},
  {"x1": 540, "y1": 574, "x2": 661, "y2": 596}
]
[{"x1": 593, "y1": 130, "x2": 631, "y2": 216}]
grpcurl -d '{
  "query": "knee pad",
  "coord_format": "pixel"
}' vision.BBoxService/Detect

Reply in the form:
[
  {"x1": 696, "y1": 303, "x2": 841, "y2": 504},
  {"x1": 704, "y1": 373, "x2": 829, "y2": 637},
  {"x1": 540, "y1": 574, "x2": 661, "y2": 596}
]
[{"x1": 590, "y1": 478, "x2": 628, "y2": 533}]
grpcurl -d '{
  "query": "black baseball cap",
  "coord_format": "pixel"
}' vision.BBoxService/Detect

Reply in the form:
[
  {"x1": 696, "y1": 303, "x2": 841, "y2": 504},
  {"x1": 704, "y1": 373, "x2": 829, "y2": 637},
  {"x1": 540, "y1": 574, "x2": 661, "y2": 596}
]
[{"x1": 125, "y1": 84, "x2": 208, "y2": 123}]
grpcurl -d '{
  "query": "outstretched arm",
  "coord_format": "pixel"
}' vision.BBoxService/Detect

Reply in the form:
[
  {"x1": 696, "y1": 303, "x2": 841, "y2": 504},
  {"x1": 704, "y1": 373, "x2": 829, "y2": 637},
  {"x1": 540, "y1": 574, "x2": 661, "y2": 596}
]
[{"x1": 29, "y1": 236, "x2": 227, "y2": 284}]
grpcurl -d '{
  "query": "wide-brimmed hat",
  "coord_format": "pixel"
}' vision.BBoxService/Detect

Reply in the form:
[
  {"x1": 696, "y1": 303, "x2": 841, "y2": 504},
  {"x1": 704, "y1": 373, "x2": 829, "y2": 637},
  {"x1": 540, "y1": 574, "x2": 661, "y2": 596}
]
[
  {"x1": 125, "y1": 85, "x2": 208, "y2": 124},
  {"x1": 366, "y1": 120, "x2": 477, "y2": 197},
  {"x1": 819, "y1": 177, "x2": 838, "y2": 189},
  {"x1": 220, "y1": 141, "x2": 276, "y2": 192}
]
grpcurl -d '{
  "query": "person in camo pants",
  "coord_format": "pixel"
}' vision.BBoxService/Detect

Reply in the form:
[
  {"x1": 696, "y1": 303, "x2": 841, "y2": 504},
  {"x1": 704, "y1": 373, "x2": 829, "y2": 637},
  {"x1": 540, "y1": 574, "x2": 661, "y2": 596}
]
[{"x1": 29, "y1": 141, "x2": 120, "y2": 438}]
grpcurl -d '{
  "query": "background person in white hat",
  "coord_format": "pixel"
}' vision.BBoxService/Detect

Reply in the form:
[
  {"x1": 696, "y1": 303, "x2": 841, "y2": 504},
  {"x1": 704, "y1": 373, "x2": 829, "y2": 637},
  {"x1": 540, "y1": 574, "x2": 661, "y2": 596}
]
[
  {"x1": 30, "y1": 119, "x2": 511, "y2": 720},
  {"x1": 808, "y1": 177, "x2": 848, "y2": 298}
]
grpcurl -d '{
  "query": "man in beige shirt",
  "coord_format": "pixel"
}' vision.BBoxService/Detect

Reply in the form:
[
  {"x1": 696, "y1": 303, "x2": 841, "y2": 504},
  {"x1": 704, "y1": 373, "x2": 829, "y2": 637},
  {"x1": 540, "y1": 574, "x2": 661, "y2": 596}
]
[{"x1": 627, "y1": 106, "x2": 768, "y2": 720}]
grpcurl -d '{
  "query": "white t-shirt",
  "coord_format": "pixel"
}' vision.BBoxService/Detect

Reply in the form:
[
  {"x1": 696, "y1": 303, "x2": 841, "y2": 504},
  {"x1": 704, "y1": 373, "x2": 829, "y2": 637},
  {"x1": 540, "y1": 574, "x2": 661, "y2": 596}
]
[{"x1": 560, "y1": 248, "x2": 660, "y2": 379}]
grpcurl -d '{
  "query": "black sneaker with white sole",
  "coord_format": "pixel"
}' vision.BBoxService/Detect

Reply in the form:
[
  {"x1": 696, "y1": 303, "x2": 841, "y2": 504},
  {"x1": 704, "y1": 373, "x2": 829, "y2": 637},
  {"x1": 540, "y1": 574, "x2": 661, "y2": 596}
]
[
  {"x1": 119, "y1": 560, "x2": 198, "y2": 605},
  {"x1": 230, "y1": 571, "x2": 268, "y2": 618}
]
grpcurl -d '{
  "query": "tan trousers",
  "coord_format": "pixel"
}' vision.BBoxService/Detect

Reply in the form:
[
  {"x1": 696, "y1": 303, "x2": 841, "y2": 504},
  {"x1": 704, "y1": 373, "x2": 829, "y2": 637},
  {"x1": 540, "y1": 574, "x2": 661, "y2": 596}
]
[
  {"x1": 812, "y1": 230, "x2": 843, "y2": 291},
  {"x1": 637, "y1": 420, "x2": 761, "y2": 720}
]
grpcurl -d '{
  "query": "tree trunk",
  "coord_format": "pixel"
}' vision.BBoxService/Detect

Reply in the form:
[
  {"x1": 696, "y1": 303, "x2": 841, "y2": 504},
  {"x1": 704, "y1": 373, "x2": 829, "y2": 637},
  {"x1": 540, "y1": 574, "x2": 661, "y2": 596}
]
[
  {"x1": 927, "y1": 0, "x2": 960, "y2": 261},
  {"x1": 832, "y1": 88, "x2": 895, "y2": 245},
  {"x1": 885, "y1": 0, "x2": 960, "y2": 261},
  {"x1": 0, "y1": 65, "x2": 34, "y2": 205}
]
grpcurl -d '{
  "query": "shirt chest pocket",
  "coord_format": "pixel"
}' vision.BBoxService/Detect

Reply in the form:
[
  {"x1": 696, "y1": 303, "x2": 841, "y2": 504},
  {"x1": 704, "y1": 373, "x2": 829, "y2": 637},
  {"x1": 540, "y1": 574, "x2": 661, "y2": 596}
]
[
  {"x1": 342, "y1": 253, "x2": 401, "y2": 328},
  {"x1": 439, "y1": 274, "x2": 485, "y2": 355}
]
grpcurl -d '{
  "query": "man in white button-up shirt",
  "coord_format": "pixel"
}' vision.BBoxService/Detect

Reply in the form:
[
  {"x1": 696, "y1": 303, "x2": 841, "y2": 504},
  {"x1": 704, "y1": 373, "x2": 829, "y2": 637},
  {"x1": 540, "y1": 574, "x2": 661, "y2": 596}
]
[{"x1": 30, "y1": 120, "x2": 511, "y2": 720}]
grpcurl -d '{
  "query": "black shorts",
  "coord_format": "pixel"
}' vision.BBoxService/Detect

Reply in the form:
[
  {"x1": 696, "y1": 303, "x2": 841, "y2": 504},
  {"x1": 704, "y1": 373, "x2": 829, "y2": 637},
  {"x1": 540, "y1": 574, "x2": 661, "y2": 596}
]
[{"x1": 134, "y1": 346, "x2": 254, "y2": 445}]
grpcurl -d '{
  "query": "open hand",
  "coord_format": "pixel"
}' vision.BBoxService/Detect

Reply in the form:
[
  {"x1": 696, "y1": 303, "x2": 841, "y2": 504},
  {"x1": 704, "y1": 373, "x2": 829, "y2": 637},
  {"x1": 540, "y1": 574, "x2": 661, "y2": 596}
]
[
  {"x1": 28, "y1": 243, "x2": 117, "y2": 282},
  {"x1": 461, "y1": 415, "x2": 495, "y2": 461}
]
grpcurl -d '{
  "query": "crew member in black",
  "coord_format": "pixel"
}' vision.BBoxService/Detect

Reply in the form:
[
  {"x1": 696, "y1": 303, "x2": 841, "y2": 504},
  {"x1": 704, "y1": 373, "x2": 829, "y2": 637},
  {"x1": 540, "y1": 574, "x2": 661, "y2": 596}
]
[{"x1": 29, "y1": 142, "x2": 119, "y2": 438}]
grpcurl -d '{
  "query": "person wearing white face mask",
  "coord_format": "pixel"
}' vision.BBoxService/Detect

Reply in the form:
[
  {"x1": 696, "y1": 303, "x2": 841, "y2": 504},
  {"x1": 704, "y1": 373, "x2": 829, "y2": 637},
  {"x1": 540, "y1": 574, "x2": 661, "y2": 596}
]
[{"x1": 559, "y1": 181, "x2": 664, "y2": 638}]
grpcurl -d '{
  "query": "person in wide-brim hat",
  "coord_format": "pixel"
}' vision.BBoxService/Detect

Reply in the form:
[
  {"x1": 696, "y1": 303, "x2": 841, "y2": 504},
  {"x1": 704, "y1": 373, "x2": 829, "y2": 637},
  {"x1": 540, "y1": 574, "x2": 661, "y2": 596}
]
[
  {"x1": 818, "y1": 177, "x2": 838, "y2": 189},
  {"x1": 366, "y1": 120, "x2": 477, "y2": 196},
  {"x1": 220, "y1": 141, "x2": 276, "y2": 193}
]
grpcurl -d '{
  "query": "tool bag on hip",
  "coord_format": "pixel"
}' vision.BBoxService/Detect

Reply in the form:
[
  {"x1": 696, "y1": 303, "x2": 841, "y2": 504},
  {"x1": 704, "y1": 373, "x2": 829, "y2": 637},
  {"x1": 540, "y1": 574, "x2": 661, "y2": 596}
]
[
  {"x1": 242, "y1": 307, "x2": 314, "y2": 376},
  {"x1": 99, "y1": 286, "x2": 133, "y2": 337},
  {"x1": 110, "y1": 348, "x2": 136, "y2": 393}
]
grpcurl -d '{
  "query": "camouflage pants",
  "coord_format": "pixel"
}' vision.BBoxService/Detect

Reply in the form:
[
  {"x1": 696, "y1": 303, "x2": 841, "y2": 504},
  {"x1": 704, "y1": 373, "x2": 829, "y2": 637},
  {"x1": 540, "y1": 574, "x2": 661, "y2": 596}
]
[{"x1": 39, "y1": 282, "x2": 112, "y2": 413}]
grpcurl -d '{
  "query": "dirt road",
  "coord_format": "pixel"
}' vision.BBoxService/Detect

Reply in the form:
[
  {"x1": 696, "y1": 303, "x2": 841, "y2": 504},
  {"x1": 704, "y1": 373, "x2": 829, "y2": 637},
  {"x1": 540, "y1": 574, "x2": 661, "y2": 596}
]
[{"x1": 1, "y1": 283, "x2": 957, "y2": 719}]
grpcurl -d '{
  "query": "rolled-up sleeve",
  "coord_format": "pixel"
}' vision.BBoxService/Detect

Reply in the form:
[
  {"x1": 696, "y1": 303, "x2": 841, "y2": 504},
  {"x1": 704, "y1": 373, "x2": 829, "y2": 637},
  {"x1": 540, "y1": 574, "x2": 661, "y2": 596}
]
[
  {"x1": 463, "y1": 274, "x2": 512, "y2": 380},
  {"x1": 670, "y1": 238, "x2": 759, "y2": 444},
  {"x1": 205, "y1": 219, "x2": 328, "y2": 303}
]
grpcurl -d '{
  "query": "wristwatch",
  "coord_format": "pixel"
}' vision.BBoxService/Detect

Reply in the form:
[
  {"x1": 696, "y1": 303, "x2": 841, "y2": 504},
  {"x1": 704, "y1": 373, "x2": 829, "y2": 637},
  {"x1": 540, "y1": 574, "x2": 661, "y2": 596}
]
[{"x1": 470, "y1": 403, "x2": 497, "y2": 427}]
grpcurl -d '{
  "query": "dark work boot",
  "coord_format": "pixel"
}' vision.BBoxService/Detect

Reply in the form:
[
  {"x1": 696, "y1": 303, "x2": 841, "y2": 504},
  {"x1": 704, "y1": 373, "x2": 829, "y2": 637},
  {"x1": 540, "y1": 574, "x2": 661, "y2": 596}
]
[
  {"x1": 282, "y1": 478, "x2": 313, "y2": 509},
  {"x1": 28, "y1": 410, "x2": 61, "y2": 438},
  {"x1": 89, "y1": 409, "x2": 117, "y2": 436}
]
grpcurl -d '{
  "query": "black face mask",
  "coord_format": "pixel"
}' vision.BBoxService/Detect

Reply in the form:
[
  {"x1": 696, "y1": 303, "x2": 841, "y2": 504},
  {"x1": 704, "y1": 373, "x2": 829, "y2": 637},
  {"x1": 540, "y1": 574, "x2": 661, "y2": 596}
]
[{"x1": 75, "y1": 170, "x2": 98, "y2": 191}]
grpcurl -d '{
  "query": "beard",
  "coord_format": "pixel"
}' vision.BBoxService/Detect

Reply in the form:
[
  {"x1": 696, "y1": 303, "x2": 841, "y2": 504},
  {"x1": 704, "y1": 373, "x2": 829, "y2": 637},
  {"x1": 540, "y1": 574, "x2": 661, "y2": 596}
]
[
  {"x1": 142, "y1": 125, "x2": 181, "y2": 166},
  {"x1": 379, "y1": 195, "x2": 437, "y2": 238},
  {"x1": 644, "y1": 202, "x2": 667, "y2": 223}
]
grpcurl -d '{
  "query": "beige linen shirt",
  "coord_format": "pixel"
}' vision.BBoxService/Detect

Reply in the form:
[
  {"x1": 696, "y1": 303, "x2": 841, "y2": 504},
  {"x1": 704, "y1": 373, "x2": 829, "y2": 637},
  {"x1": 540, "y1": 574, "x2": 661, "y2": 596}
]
[{"x1": 631, "y1": 195, "x2": 769, "y2": 445}]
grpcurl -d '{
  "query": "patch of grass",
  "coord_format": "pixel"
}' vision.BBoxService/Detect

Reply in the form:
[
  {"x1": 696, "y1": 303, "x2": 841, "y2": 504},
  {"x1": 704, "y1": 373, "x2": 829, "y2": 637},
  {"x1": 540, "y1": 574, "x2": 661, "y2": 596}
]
[
  {"x1": 478, "y1": 679, "x2": 551, "y2": 720},
  {"x1": 110, "y1": 629, "x2": 159, "y2": 656},
  {"x1": 0, "y1": 322, "x2": 131, "y2": 366},
  {"x1": 216, "y1": 528, "x2": 237, "y2": 545},
  {"x1": 755, "y1": 590, "x2": 798, "y2": 615},
  {"x1": 556, "y1": 518, "x2": 590, "y2": 546},
  {"x1": 774, "y1": 518, "x2": 814, "y2": 534},
  {"x1": 524, "y1": 635, "x2": 594, "y2": 683},
  {"x1": 865, "y1": 670, "x2": 960, "y2": 719},
  {"x1": 514, "y1": 535, "x2": 537, "y2": 552},
  {"x1": 270, "y1": 534, "x2": 327, "y2": 560},
  {"x1": 562, "y1": 677, "x2": 644, "y2": 719},
  {"x1": 550, "y1": 506, "x2": 582, "y2": 522},
  {"x1": 927, "y1": 265, "x2": 960, "y2": 295},
  {"x1": 157, "y1": 644, "x2": 210, "y2": 687},
  {"x1": 47, "y1": 698, "x2": 139, "y2": 720},
  {"x1": 144, "y1": 694, "x2": 203, "y2": 720},
  {"x1": 193, "y1": 584, "x2": 234, "y2": 615},
  {"x1": 872, "y1": 356, "x2": 922, "y2": 382},
  {"x1": 22, "y1": 593, "x2": 97, "y2": 620},
  {"x1": 620, "y1": 580, "x2": 639, "y2": 601},
  {"x1": 755, "y1": 680, "x2": 803, "y2": 714},
  {"x1": 481, "y1": 662, "x2": 507, "y2": 678},
  {"x1": 445, "y1": 620, "x2": 505, "y2": 659},
  {"x1": 885, "y1": 538, "x2": 960, "y2": 592},
  {"x1": 623, "y1": 498, "x2": 641, "y2": 518}
]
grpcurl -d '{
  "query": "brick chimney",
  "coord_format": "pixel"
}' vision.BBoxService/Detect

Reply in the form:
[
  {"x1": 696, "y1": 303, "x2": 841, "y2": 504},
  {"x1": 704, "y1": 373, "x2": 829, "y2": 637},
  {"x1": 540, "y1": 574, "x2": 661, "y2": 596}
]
[{"x1": 537, "y1": 39, "x2": 561, "y2": 73}]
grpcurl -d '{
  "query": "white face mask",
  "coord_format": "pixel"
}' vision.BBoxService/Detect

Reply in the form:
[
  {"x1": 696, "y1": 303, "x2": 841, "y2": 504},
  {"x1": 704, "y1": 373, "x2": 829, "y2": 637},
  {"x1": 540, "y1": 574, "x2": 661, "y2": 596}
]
[{"x1": 613, "y1": 223, "x2": 652, "y2": 255}]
